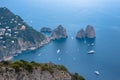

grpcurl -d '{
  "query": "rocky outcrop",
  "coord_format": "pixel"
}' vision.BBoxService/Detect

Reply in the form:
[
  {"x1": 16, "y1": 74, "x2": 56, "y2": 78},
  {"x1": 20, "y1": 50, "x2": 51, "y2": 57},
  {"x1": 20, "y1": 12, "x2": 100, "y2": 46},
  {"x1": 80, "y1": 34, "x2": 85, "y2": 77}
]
[
  {"x1": 0, "y1": 68, "x2": 71, "y2": 80},
  {"x1": 0, "y1": 60, "x2": 85, "y2": 80},
  {"x1": 85, "y1": 25, "x2": 95, "y2": 38},
  {"x1": 51, "y1": 25, "x2": 68, "y2": 40},
  {"x1": 76, "y1": 29, "x2": 85, "y2": 39},
  {"x1": 76, "y1": 25, "x2": 95, "y2": 39},
  {"x1": 0, "y1": 7, "x2": 50, "y2": 60},
  {"x1": 40, "y1": 27, "x2": 52, "y2": 33}
]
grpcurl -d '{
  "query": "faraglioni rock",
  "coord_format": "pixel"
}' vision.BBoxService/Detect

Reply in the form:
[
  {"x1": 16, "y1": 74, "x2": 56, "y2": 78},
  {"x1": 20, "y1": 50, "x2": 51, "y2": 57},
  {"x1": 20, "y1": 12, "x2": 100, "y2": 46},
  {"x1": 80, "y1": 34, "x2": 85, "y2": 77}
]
[
  {"x1": 0, "y1": 60, "x2": 85, "y2": 80},
  {"x1": 0, "y1": 7, "x2": 50, "y2": 60},
  {"x1": 40, "y1": 27, "x2": 52, "y2": 33},
  {"x1": 85, "y1": 25, "x2": 95, "y2": 38},
  {"x1": 76, "y1": 28, "x2": 85, "y2": 39},
  {"x1": 76, "y1": 25, "x2": 96, "y2": 39},
  {"x1": 51, "y1": 25, "x2": 68, "y2": 40}
]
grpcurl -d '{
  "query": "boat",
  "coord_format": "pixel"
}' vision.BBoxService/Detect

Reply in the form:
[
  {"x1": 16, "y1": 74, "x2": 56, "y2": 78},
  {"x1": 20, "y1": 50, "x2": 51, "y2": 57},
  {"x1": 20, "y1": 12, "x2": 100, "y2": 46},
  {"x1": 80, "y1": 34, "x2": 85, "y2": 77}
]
[
  {"x1": 58, "y1": 57, "x2": 61, "y2": 61},
  {"x1": 14, "y1": 54, "x2": 18, "y2": 57},
  {"x1": 57, "y1": 49, "x2": 60, "y2": 54},
  {"x1": 91, "y1": 43, "x2": 95, "y2": 46},
  {"x1": 71, "y1": 36, "x2": 74, "y2": 40},
  {"x1": 94, "y1": 71, "x2": 100, "y2": 75},
  {"x1": 88, "y1": 50, "x2": 95, "y2": 54},
  {"x1": 38, "y1": 53, "x2": 42, "y2": 56}
]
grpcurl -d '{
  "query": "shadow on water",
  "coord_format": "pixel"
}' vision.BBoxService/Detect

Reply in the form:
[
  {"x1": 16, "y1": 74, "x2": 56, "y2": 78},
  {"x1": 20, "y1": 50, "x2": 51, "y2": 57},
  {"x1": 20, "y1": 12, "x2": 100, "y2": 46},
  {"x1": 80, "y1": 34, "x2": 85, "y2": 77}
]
[
  {"x1": 76, "y1": 38, "x2": 96, "y2": 52},
  {"x1": 52, "y1": 38, "x2": 68, "y2": 50},
  {"x1": 53, "y1": 38, "x2": 67, "y2": 43},
  {"x1": 86, "y1": 37, "x2": 96, "y2": 45},
  {"x1": 86, "y1": 38, "x2": 96, "y2": 52}
]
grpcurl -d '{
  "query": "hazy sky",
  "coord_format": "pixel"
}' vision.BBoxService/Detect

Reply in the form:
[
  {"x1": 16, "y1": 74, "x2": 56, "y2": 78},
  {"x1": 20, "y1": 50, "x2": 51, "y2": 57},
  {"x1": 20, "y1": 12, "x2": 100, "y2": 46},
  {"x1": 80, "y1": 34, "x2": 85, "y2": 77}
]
[
  {"x1": 0, "y1": 0, "x2": 120, "y2": 29},
  {"x1": 1, "y1": 0, "x2": 120, "y2": 8}
]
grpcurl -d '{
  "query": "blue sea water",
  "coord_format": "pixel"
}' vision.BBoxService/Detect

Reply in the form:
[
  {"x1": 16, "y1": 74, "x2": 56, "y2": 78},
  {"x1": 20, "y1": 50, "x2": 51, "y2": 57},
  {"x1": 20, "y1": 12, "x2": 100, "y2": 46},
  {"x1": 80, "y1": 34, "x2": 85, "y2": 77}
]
[{"x1": 1, "y1": 0, "x2": 120, "y2": 80}]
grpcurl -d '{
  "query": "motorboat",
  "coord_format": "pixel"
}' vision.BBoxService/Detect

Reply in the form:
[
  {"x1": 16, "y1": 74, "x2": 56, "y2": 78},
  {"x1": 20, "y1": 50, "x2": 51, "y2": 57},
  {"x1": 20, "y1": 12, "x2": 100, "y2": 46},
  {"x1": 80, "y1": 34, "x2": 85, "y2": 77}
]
[
  {"x1": 94, "y1": 71, "x2": 100, "y2": 75},
  {"x1": 88, "y1": 50, "x2": 95, "y2": 54},
  {"x1": 57, "y1": 49, "x2": 60, "y2": 54}
]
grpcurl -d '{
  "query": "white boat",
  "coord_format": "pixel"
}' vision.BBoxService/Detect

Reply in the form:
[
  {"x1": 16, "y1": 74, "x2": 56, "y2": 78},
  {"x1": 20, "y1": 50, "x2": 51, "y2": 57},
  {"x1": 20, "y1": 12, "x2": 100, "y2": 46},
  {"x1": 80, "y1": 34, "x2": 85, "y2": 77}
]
[
  {"x1": 57, "y1": 49, "x2": 60, "y2": 54},
  {"x1": 91, "y1": 43, "x2": 95, "y2": 46},
  {"x1": 38, "y1": 53, "x2": 42, "y2": 56},
  {"x1": 14, "y1": 54, "x2": 18, "y2": 57},
  {"x1": 94, "y1": 71, "x2": 100, "y2": 75},
  {"x1": 88, "y1": 50, "x2": 95, "y2": 54},
  {"x1": 71, "y1": 36, "x2": 74, "y2": 40},
  {"x1": 58, "y1": 57, "x2": 61, "y2": 61}
]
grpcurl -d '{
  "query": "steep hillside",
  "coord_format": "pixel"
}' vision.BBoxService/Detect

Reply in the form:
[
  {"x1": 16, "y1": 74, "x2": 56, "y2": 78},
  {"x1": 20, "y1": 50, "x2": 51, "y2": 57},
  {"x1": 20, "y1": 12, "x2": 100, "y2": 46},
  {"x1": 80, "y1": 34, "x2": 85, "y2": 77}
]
[{"x1": 0, "y1": 7, "x2": 50, "y2": 60}]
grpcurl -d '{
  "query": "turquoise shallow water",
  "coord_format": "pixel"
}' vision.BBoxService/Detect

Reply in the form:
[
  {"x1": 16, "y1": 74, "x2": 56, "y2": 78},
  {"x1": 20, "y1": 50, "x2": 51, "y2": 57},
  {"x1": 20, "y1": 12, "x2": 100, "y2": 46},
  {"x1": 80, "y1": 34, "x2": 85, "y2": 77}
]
[{"x1": 1, "y1": 0, "x2": 120, "y2": 80}]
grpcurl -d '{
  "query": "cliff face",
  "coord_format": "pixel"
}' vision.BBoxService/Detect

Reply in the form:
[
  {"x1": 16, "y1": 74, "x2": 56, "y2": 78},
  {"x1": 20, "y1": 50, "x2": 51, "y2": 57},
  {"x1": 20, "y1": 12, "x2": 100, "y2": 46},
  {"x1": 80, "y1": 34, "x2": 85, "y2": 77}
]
[
  {"x1": 76, "y1": 25, "x2": 95, "y2": 39},
  {"x1": 40, "y1": 27, "x2": 52, "y2": 33},
  {"x1": 0, "y1": 60, "x2": 85, "y2": 80},
  {"x1": 85, "y1": 25, "x2": 95, "y2": 38},
  {"x1": 51, "y1": 25, "x2": 68, "y2": 40},
  {"x1": 0, "y1": 7, "x2": 49, "y2": 60},
  {"x1": 76, "y1": 29, "x2": 85, "y2": 39},
  {"x1": 0, "y1": 68, "x2": 71, "y2": 80}
]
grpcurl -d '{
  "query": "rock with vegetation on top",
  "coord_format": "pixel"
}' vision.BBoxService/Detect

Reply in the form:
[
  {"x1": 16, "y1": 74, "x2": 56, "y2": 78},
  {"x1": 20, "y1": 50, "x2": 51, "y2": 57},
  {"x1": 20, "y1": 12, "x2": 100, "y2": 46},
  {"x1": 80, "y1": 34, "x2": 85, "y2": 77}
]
[
  {"x1": 0, "y1": 60, "x2": 85, "y2": 80},
  {"x1": 51, "y1": 25, "x2": 68, "y2": 40},
  {"x1": 40, "y1": 27, "x2": 52, "y2": 33}
]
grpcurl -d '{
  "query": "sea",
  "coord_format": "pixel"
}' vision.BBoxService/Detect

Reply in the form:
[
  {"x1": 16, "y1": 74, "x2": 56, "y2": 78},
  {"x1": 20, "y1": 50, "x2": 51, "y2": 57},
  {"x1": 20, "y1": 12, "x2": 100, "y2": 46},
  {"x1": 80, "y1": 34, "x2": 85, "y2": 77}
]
[{"x1": 0, "y1": 0, "x2": 120, "y2": 80}]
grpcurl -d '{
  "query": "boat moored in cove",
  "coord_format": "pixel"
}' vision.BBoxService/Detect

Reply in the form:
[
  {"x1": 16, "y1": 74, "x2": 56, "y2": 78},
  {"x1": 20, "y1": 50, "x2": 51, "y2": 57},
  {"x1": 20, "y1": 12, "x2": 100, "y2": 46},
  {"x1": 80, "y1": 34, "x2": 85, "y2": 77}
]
[
  {"x1": 88, "y1": 50, "x2": 95, "y2": 54},
  {"x1": 94, "y1": 71, "x2": 100, "y2": 75}
]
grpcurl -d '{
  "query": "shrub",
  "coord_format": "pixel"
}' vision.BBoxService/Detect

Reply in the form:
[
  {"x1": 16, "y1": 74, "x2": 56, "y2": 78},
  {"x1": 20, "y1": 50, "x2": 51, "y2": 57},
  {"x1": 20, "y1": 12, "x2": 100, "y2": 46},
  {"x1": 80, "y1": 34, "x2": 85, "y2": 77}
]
[
  {"x1": 25, "y1": 63, "x2": 33, "y2": 72},
  {"x1": 41, "y1": 64, "x2": 54, "y2": 73},
  {"x1": 57, "y1": 65, "x2": 68, "y2": 72},
  {"x1": 1, "y1": 61, "x2": 10, "y2": 66},
  {"x1": 11, "y1": 63, "x2": 20, "y2": 72},
  {"x1": 72, "y1": 73, "x2": 85, "y2": 80}
]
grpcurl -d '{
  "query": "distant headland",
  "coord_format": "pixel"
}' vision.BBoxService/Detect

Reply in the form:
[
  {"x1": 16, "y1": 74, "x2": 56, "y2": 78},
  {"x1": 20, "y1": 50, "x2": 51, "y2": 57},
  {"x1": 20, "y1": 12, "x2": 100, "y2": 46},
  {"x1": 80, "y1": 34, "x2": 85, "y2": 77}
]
[{"x1": 0, "y1": 7, "x2": 96, "y2": 61}]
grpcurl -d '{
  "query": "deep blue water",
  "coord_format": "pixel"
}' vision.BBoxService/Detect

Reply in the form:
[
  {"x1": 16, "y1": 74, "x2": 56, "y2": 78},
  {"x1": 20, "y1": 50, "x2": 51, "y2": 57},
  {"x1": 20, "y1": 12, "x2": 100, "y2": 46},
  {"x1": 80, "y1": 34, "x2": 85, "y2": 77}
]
[{"x1": 1, "y1": 0, "x2": 120, "y2": 80}]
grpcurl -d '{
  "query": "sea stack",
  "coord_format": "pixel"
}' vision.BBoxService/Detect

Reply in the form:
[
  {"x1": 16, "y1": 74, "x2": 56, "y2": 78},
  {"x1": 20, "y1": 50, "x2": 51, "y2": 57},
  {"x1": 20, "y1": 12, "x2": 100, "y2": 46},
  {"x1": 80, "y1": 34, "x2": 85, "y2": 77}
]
[
  {"x1": 76, "y1": 25, "x2": 95, "y2": 39},
  {"x1": 40, "y1": 27, "x2": 52, "y2": 33},
  {"x1": 85, "y1": 25, "x2": 95, "y2": 38},
  {"x1": 76, "y1": 28, "x2": 85, "y2": 39},
  {"x1": 51, "y1": 25, "x2": 68, "y2": 40}
]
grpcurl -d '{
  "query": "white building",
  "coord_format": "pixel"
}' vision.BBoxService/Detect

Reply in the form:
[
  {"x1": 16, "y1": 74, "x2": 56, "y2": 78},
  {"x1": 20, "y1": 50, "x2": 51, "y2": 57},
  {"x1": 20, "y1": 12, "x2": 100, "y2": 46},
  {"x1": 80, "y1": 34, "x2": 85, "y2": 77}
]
[{"x1": 0, "y1": 28, "x2": 6, "y2": 36}]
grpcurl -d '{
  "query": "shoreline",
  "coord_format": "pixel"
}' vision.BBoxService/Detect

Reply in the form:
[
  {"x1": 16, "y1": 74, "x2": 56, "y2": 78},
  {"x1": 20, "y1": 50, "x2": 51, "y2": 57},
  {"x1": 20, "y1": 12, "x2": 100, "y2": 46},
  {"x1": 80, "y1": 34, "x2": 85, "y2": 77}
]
[{"x1": 0, "y1": 37, "x2": 51, "y2": 62}]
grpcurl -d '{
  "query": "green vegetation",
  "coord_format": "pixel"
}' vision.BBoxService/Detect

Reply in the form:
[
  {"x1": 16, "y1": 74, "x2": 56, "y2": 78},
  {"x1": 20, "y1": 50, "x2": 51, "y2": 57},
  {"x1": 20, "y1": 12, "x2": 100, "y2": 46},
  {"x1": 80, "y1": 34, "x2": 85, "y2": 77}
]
[
  {"x1": 0, "y1": 60, "x2": 68, "y2": 73},
  {"x1": 72, "y1": 73, "x2": 85, "y2": 80},
  {"x1": 41, "y1": 64, "x2": 54, "y2": 73},
  {"x1": 0, "y1": 60, "x2": 85, "y2": 80},
  {"x1": 57, "y1": 65, "x2": 68, "y2": 72},
  {"x1": 18, "y1": 26, "x2": 46, "y2": 44}
]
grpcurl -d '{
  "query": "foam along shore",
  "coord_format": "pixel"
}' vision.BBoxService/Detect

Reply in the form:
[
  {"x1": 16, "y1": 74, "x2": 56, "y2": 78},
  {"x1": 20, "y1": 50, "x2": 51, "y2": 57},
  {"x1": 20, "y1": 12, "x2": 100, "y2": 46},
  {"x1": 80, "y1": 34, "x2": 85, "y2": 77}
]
[
  {"x1": 0, "y1": 37, "x2": 51, "y2": 61},
  {"x1": 3, "y1": 56, "x2": 13, "y2": 61}
]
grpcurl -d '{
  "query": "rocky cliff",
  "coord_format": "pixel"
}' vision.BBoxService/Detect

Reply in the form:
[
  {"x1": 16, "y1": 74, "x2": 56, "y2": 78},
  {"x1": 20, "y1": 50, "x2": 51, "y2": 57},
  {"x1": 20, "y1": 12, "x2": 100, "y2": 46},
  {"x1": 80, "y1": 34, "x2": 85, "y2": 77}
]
[
  {"x1": 40, "y1": 27, "x2": 52, "y2": 33},
  {"x1": 85, "y1": 25, "x2": 95, "y2": 38},
  {"x1": 76, "y1": 25, "x2": 95, "y2": 39},
  {"x1": 0, "y1": 7, "x2": 50, "y2": 60},
  {"x1": 76, "y1": 29, "x2": 85, "y2": 39},
  {"x1": 0, "y1": 60, "x2": 85, "y2": 80},
  {"x1": 51, "y1": 25, "x2": 68, "y2": 40}
]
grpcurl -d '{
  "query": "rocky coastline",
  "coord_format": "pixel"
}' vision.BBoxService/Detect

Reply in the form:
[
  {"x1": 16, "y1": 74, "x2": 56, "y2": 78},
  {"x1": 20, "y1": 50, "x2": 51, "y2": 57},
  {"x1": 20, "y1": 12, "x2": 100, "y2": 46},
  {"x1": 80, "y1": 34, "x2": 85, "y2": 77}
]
[
  {"x1": 0, "y1": 7, "x2": 51, "y2": 61},
  {"x1": 76, "y1": 25, "x2": 96, "y2": 39},
  {"x1": 0, "y1": 7, "x2": 96, "y2": 61},
  {"x1": 51, "y1": 25, "x2": 68, "y2": 40}
]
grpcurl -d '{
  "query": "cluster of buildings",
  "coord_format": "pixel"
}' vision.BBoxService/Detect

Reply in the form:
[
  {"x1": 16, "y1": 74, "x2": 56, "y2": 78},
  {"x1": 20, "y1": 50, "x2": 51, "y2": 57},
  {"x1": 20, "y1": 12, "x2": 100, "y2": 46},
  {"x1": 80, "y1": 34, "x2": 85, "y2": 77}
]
[{"x1": 0, "y1": 26, "x2": 19, "y2": 45}]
